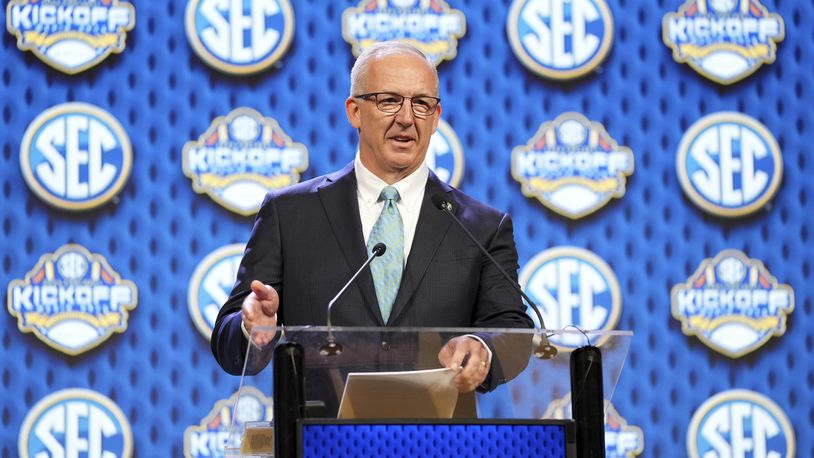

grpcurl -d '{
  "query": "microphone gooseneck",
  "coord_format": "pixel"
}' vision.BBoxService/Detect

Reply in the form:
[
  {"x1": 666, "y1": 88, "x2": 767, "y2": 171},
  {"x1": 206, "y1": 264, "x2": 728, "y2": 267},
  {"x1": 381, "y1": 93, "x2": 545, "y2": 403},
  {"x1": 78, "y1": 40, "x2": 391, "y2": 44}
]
[
  {"x1": 432, "y1": 194, "x2": 558, "y2": 360},
  {"x1": 320, "y1": 242, "x2": 387, "y2": 356}
]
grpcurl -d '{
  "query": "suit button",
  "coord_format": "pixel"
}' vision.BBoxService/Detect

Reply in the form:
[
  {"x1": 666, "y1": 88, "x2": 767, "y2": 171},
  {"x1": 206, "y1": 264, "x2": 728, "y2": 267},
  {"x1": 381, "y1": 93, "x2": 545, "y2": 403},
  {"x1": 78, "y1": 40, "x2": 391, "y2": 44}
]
[{"x1": 380, "y1": 341, "x2": 391, "y2": 351}]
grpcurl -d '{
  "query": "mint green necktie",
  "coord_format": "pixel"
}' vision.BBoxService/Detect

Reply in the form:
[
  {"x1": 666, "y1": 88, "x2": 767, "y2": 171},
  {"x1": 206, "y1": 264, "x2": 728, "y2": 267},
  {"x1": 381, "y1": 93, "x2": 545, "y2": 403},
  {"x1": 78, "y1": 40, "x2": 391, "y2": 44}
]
[{"x1": 367, "y1": 186, "x2": 404, "y2": 323}]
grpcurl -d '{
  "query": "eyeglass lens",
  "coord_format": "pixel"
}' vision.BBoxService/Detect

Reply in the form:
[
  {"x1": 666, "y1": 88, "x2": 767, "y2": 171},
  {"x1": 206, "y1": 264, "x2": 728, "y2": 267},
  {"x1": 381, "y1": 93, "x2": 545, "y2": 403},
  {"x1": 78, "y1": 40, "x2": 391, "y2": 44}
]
[{"x1": 373, "y1": 93, "x2": 437, "y2": 116}]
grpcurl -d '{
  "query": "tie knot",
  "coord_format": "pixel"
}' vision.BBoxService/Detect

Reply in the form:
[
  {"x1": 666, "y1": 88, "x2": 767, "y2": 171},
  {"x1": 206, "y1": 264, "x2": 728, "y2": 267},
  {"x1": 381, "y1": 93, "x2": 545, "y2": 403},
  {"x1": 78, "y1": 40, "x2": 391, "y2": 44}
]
[{"x1": 379, "y1": 186, "x2": 400, "y2": 203}]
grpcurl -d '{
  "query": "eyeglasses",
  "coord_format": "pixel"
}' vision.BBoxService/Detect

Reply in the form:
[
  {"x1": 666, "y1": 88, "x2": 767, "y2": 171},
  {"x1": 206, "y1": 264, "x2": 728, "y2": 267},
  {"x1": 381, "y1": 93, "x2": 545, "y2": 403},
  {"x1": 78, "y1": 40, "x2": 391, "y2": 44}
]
[{"x1": 354, "y1": 92, "x2": 440, "y2": 117}]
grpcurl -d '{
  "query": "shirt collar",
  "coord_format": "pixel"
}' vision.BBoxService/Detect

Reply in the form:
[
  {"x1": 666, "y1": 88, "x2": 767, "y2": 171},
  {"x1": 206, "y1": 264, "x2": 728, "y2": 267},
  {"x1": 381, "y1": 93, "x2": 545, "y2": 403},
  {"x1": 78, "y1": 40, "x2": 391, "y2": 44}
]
[{"x1": 354, "y1": 154, "x2": 428, "y2": 212}]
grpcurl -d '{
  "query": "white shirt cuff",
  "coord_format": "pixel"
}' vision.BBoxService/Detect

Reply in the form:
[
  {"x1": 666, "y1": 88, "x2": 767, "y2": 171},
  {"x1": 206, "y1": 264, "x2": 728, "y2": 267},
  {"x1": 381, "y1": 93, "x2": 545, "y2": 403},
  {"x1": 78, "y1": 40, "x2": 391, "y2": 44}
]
[
  {"x1": 241, "y1": 320, "x2": 263, "y2": 350},
  {"x1": 464, "y1": 334, "x2": 493, "y2": 365}
]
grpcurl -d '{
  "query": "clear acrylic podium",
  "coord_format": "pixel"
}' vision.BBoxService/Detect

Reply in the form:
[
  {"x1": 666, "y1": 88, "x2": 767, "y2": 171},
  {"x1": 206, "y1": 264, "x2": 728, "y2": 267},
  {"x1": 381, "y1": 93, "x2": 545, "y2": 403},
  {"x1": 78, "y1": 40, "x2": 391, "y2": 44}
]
[{"x1": 223, "y1": 327, "x2": 631, "y2": 458}]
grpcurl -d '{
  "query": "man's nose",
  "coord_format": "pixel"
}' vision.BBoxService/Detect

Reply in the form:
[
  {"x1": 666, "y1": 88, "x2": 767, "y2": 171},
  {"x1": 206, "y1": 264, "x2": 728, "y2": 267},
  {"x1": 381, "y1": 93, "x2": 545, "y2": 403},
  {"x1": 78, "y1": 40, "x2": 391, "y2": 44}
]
[{"x1": 394, "y1": 99, "x2": 415, "y2": 124}]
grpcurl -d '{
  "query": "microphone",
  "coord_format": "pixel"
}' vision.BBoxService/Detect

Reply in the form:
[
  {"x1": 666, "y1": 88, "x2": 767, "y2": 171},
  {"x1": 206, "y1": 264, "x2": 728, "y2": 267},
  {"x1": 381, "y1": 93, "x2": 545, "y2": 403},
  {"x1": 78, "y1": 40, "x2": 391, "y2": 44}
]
[
  {"x1": 319, "y1": 242, "x2": 386, "y2": 356},
  {"x1": 431, "y1": 194, "x2": 558, "y2": 360}
]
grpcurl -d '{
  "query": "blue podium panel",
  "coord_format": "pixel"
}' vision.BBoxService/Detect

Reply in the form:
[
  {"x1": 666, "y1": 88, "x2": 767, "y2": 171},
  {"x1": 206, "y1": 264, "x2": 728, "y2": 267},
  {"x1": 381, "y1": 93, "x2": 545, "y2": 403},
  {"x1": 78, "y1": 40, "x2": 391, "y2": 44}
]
[{"x1": 298, "y1": 419, "x2": 574, "y2": 458}]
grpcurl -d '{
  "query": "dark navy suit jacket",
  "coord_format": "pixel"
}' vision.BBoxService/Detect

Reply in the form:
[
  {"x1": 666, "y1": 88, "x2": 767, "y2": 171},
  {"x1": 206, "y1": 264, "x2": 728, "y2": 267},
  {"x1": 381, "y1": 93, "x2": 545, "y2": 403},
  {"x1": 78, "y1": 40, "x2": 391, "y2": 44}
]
[{"x1": 211, "y1": 163, "x2": 533, "y2": 389}]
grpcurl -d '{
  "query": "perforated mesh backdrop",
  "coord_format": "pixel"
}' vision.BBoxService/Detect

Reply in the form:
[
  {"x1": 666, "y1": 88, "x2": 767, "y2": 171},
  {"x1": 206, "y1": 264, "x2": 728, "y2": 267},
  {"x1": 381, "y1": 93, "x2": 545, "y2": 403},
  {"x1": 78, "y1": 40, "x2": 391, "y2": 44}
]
[{"x1": 1, "y1": 0, "x2": 812, "y2": 456}]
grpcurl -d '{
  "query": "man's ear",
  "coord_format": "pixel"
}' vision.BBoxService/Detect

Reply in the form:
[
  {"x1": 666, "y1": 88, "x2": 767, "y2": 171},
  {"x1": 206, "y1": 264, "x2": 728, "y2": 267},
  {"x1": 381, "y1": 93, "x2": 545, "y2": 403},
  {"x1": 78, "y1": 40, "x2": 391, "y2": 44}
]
[
  {"x1": 431, "y1": 102, "x2": 442, "y2": 133},
  {"x1": 345, "y1": 97, "x2": 361, "y2": 129}
]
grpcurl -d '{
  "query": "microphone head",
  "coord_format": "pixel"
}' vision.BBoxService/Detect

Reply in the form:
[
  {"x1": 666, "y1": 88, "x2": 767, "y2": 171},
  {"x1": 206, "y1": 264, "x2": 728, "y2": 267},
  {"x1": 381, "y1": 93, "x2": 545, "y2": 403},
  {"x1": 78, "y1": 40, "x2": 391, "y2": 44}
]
[
  {"x1": 431, "y1": 194, "x2": 454, "y2": 212},
  {"x1": 371, "y1": 242, "x2": 386, "y2": 257}
]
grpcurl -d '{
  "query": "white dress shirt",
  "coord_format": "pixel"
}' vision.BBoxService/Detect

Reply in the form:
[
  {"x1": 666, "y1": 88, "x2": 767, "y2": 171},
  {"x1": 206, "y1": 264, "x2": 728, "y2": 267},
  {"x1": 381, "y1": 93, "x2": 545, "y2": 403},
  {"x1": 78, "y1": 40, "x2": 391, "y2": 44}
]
[
  {"x1": 354, "y1": 154, "x2": 427, "y2": 262},
  {"x1": 353, "y1": 155, "x2": 493, "y2": 367}
]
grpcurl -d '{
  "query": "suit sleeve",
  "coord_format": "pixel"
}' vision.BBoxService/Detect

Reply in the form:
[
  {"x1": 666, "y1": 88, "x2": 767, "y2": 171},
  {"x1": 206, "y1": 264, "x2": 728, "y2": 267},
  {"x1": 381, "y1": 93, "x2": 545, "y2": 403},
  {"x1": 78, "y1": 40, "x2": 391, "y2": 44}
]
[
  {"x1": 474, "y1": 212, "x2": 534, "y2": 391},
  {"x1": 210, "y1": 192, "x2": 284, "y2": 375},
  {"x1": 472, "y1": 213, "x2": 534, "y2": 329}
]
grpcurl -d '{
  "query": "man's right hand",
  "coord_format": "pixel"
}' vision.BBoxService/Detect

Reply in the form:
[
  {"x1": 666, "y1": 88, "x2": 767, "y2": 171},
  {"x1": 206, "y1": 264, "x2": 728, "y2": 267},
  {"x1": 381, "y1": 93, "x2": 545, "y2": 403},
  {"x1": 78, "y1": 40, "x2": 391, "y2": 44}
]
[{"x1": 241, "y1": 280, "x2": 279, "y2": 347}]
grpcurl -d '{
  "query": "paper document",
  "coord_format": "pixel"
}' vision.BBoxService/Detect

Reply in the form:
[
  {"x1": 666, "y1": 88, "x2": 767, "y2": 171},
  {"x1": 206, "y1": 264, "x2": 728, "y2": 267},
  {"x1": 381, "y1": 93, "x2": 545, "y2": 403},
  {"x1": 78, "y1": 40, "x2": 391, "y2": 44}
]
[{"x1": 337, "y1": 368, "x2": 459, "y2": 419}]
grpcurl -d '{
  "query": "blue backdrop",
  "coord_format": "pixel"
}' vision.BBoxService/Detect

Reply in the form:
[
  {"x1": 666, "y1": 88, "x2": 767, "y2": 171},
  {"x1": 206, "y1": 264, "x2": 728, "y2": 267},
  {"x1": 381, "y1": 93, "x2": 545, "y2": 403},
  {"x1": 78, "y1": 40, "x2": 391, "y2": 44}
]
[{"x1": 1, "y1": 0, "x2": 811, "y2": 456}]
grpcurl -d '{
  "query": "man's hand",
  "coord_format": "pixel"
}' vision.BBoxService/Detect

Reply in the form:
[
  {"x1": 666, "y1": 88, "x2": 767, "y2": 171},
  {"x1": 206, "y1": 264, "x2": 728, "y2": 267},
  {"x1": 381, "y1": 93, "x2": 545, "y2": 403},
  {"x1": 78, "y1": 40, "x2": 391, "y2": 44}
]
[
  {"x1": 437, "y1": 335, "x2": 490, "y2": 393},
  {"x1": 241, "y1": 280, "x2": 279, "y2": 347}
]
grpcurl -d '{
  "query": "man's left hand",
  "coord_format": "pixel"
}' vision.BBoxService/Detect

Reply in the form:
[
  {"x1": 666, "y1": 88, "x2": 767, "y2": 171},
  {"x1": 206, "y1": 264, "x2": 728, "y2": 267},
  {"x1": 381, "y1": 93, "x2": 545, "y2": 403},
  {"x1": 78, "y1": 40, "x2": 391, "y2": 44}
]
[{"x1": 438, "y1": 335, "x2": 490, "y2": 393}]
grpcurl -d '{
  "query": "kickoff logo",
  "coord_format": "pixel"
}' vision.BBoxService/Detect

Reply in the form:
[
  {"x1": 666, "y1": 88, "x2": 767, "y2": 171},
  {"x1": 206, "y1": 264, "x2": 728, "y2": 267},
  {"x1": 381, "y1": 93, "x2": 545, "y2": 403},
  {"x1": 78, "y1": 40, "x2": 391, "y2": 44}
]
[
  {"x1": 519, "y1": 247, "x2": 621, "y2": 349},
  {"x1": 342, "y1": 0, "x2": 466, "y2": 66},
  {"x1": 7, "y1": 244, "x2": 138, "y2": 356},
  {"x1": 507, "y1": 0, "x2": 614, "y2": 80},
  {"x1": 427, "y1": 118, "x2": 464, "y2": 188},
  {"x1": 511, "y1": 112, "x2": 634, "y2": 219},
  {"x1": 185, "y1": 0, "x2": 294, "y2": 74},
  {"x1": 184, "y1": 387, "x2": 274, "y2": 457},
  {"x1": 182, "y1": 107, "x2": 309, "y2": 216},
  {"x1": 677, "y1": 112, "x2": 782, "y2": 217},
  {"x1": 671, "y1": 249, "x2": 793, "y2": 358},
  {"x1": 6, "y1": 0, "x2": 135, "y2": 74},
  {"x1": 687, "y1": 390, "x2": 795, "y2": 458},
  {"x1": 20, "y1": 103, "x2": 132, "y2": 211},
  {"x1": 188, "y1": 244, "x2": 244, "y2": 341},
  {"x1": 663, "y1": 0, "x2": 784, "y2": 85},
  {"x1": 18, "y1": 388, "x2": 133, "y2": 458},
  {"x1": 543, "y1": 395, "x2": 644, "y2": 457}
]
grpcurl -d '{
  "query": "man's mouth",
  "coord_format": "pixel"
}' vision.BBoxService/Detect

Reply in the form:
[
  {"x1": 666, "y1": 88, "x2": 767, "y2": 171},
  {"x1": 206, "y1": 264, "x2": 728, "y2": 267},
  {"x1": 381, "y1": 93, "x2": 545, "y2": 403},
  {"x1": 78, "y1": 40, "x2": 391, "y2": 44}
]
[{"x1": 390, "y1": 135, "x2": 415, "y2": 143}]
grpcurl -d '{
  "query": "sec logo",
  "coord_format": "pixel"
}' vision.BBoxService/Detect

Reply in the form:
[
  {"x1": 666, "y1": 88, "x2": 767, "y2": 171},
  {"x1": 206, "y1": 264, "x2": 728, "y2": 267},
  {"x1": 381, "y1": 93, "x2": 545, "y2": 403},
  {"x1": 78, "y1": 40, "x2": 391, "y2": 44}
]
[
  {"x1": 7, "y1": 244, "x2": 138, "y2": 355},
  {"x1": 185, "y1": 0, "x2": 294, "y2": 74},
  {"x1": 507, "y1": 0, "x2": 614, "y2": 79},
  {"x1": 188, "y1": 244, "x2": 245, "y2": 340},
  {"x1": 671, "y1": 249, "x2": 793, "y2": 358},
  {"x1": 6, "y1": 0, "x2": 136, "y2": 74},
  {"x1": 663, "y1": 0, "x2": 784, "y2": 85},
  {"x1": 519, "y1": 246, "x2": 621, "y2": 349},
  {"x1": 677, "y1": 112, "x2": 782, "y2": 217},
  {"x1": 688, "y1": 390, "x2": 795, "y2": 458},
  {"x1": 511, "y1": 112, "x2": 634, "y2": 219},
  {"x1": 20, "y1": 103, "x2": 132, "y2": 211},
  {"x1": 184, "y1": 386, "x2": 273, "y2": 457},
  {"x1": 19, "y1": 388, "x2": 133, "y2": 458},
  {"x1": 427, "y1": 119, "x2": 465, "y2": 188},
  {"x1": 543, "y1": 395, "x2": 644, "y2": 457},
  {"x1": 342, "y1": 0, "x2": 466, "y2": 66},
  {"x1": 182, "y1": 107, "x2": 309, "y2": 216}
]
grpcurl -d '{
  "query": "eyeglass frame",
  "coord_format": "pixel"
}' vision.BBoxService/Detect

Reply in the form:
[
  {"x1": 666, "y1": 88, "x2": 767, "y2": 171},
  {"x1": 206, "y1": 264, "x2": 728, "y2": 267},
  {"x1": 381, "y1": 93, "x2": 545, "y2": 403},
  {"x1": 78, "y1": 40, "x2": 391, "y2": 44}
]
[{"x1": 353, "y1": 92, "x2": 441, "y2": 117}]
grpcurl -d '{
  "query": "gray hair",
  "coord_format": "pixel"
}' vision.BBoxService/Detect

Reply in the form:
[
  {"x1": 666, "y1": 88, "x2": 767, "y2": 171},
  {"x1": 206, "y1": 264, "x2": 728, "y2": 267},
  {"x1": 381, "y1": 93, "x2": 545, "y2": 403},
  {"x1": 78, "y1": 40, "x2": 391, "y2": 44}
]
[{"x1": 349, "y1": 41, "x2": 439, "y2": 97}]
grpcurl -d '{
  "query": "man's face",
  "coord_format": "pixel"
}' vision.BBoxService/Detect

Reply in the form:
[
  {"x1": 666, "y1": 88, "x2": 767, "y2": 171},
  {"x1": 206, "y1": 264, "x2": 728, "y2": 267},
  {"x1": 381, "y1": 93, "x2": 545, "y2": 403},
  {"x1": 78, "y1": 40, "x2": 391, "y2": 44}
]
[{"x1": 345, "y1": 53, "x2": 441, "y2": 184}]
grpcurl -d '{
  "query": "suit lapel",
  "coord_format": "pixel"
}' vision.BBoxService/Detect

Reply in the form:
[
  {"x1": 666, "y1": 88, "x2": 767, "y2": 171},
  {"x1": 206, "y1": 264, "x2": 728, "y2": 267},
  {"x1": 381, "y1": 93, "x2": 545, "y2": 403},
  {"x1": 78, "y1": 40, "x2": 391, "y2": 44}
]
[
  {"x1": 388, "y1": 172, "x2": 453, "y2": 325},
  {"x1": 317, "y1": 163, "x2": 383, "y2": 325}
]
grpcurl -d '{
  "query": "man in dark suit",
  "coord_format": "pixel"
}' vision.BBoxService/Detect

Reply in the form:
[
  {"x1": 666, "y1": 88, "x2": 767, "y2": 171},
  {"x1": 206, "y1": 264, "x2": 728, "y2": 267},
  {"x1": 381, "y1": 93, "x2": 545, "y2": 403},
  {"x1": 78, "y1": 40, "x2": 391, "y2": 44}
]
[{"x1": 211, "y1": 41, "x2": 533, "y2": 398}]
